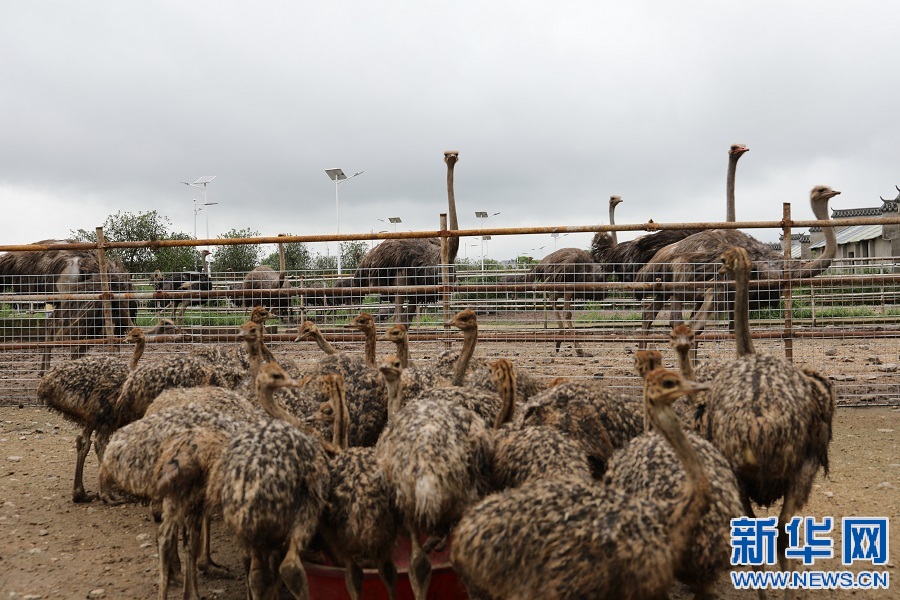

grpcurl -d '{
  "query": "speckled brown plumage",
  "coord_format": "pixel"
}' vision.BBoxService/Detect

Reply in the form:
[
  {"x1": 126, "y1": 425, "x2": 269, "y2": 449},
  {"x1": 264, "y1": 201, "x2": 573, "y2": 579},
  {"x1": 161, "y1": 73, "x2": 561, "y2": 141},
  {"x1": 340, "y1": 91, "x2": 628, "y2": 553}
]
[
  {"x1": 604, "y1": 430, "x2": 743, "y2": 597},
  {"x1": 375, "y1": 357, "x2": 494, "y2": 599},
  {"x1": 450, "y1": 368, "x2": 711, "y2": 600},
  {"x1": 490, "y1": 425, "x2": 592, "y2": 490},
  {"x1": 518, "y1": 379, "x2": 643, "y2": 477},
  {"x1": 208, "y1": 416, "x2": 330, "y2": 599},
  {"x1": 314, "y1": 373, "x2": 399, "y2": 599},
  {"x1": 37, "y1": 328, "x2": 146, "y2": 502},
  {"x1": 703, "y1": 245, "x2": 835, "y2": 571}
]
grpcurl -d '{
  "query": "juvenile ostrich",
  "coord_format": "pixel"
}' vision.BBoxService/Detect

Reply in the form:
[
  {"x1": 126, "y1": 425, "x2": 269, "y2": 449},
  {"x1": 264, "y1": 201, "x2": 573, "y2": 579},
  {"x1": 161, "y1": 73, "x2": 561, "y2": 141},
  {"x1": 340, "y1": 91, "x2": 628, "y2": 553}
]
[
  {"x1": 37, "y1": 327, "x2": 146, "y2": 502},
  {"x1": 208, "y1": 370, "x2": 331, "y2": 600},
  {"x1": 312, "y1": 373, "x2": 400, "y2": 600},
  {"x1": 150, "y1": 270, "x2": 212, "y2": 327},
  {"x1": 702, "y1": 245, "x2": 835, "y2": 572},
  {"x1": 295, "y1": 320, "x2": 339, "y2": 355},
  {"x1": 604, "y1": 417, "x2": 742, "y2": 598},
  {"x1": 635, "y1": 185, "x2": 841, "y2": 349},
  {"x1": 329, "y1": 151, "x2": 461, "y2": 327},
  {"x1": 375, "y1": 356, "x2": 494, "y2": 600},
  {"x1": 517, "y1": 372, "x2": 644, "y2": 477},
  {"x1": 149, "y1": 363, "x2": 314, "y2": 600},
  {"x1": 111, "y1": 345, "x2": 245, "y2": 430},
  {"x1": 345, "y1": 312, "x2": 378, "y2": 367},
  {"x1": 451, "y1": 368, "x2": 710, "y2": 599}
]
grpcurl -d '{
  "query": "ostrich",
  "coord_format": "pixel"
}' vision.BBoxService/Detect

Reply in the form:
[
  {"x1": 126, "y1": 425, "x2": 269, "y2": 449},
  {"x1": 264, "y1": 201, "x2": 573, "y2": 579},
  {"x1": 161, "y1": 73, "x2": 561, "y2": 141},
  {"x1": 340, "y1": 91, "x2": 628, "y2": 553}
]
[
  {"x1": 634, "y1": 185, "x2": 841, "y2": 350},
  {"x1": 345, "y1": 312, "x2": 378, "y2": 367},
  {"x1": 517, "y1": 373, "x2": 644, "y2": 477},
  {"x1": 149, "y1": 363, "x2": 315, "y2": 600},
  {"x1": 207, "y1": 370, "x2": 332, "y2": 600},
  {"x1": 604, "y1": 421, "x2": 743, "y2": 598},
  {"x1": 235, "y1": 265, "x2": 294, "y2": 321},
  {"x1": 450, "y1": 368, "x2": 710, "y2": 599},
  {"x1": 375, "y1": 356, "x2": 493, "y2": 600},
  {"x1": 150, "y1": 269, "x2": 212, "y2": 327},
  {"x1": 328, "y1": 151, "x2": 461, "y2": 327},
  {"x1": 726, "y1": 143, "x2": 750, "y2": 222},
  {"x1": 311, "y1": 373, "x2": 400, "y2": 600},
  {"x1": 36, "y1": 327, "x2": 146, "y2": 502},
  {"x1": 505, "y1": 246, "x2": 606, "y2": 357},
  {"x1": 702, "y1": 245, "x2": 836, "y2": 572}
]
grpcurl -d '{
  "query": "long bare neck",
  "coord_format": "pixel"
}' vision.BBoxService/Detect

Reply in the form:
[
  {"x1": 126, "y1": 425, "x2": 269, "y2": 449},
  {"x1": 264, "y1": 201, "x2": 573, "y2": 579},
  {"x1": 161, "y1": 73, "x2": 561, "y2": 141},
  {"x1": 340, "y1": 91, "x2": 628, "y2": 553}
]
[
  {"x1": 609, "y1": 202, "x2": 618, "y2": 246},
  {"x1": 384, "y1": 373, "x2": 403, "y2": 421},
  {"x1": 257, "y1": 381, "x2": 304, "y2": 430},
  {"x1": 652, "y1": 405, "x2": 710, "y2": 548},
  {"x1": 451, "y1": 326, "x2": 478, "y2": 386},
  {"x1": 732, "y1": 261, "x2": 756, "y2": 357},
  {"x1": 130, "y1": 338, "x2": 145, "y2": 371},
  {"x1": 395, "y1": 338, "x2": 410, "y2": 368},
  {"x1": 797, "y1": 199, "x2": 836, "y2": 279},
  {"x1": 726, "y1": 152, "x2": 742, "y2": 222},
  {"x1": 244, "y1": 338, "x2": 263, "y2": 381},
  {"x1": 446, "y1": 156, "x2": 459, "y2": 263}
]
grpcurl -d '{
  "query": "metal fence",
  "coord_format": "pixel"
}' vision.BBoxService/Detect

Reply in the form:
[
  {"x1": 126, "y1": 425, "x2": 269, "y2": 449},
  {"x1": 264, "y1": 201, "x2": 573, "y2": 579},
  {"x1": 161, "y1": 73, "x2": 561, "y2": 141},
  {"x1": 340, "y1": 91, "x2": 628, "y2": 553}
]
[{"x1": 2, "y1": 214, "x2": 900, "y2": 407}]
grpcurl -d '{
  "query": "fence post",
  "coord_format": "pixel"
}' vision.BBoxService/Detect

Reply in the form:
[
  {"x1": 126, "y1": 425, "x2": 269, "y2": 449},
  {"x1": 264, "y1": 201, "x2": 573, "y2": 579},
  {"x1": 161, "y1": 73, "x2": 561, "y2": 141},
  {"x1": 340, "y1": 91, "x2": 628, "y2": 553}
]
[
  {"x1": 781, "y1": 203, "x2": 794, "y2": 362},
  {"x1": 95, "y1": 227, "x2": 116, "y2": 343},
  {"x1": 440, "y1": 213, "x2": 452, "y2": 349}
]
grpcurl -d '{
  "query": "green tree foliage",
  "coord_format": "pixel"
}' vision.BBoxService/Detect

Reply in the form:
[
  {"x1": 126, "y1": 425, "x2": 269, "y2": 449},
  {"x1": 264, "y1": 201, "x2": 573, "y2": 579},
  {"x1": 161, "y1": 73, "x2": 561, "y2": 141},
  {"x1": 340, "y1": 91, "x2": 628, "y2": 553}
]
[
  {"x1": 211, "y1": 228, "x2": 262, "y2": 273},
  {"x1": 340, "y1": 240, "x2": 369, "y2": 271},
  {"x1": 261, "y1": 235, "x2": 314, "y2": 272},
  {"x1": 71, "y1": 210, "x2": 200, "y2": 273}
]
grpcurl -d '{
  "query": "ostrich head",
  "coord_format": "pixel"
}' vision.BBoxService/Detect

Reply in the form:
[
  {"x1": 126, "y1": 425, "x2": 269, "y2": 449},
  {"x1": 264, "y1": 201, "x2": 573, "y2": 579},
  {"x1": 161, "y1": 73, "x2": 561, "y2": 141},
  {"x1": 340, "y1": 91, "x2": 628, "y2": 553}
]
[
  {"x1": 379, "y1": 323, "x2": 407, "y2": 344},
  {"x1": 810, "y1": 185, "x2": 841, "y2": 208},
  {"x1": 238, "y1": 321, "x2": 263, "y2": 344},
  {"x1": 669, "y1": 324, "x2": 694, "y2": 355},
  {"x1": 643, "y1": 368, "x2": 709, "y2": 410},
  {"x1": 447, "y1": 308, "x2": 478, "y2": 332},
  {"x1": 378, "y1": 354, "x2": 403, "y2": 383},
  {"x1": 346, "y1": 312, "x2": 375, "y2": 332},
  {"x1": 249, "y1": 305, "x2": 273, "y2": 324},
  {"x1": 294, "y1": 320, "x2": 320, "y2": 342},
  {"x1": 634, "y1": 349, "x2": 663, "y2": 379},
  {"x1": 124, "y1": 327, "x2": 145, "y2": 343},
  {"x1": 609, "y1": 195, "x2": 623, "y2": 208},
  {"x1": 729, "y1": 143, "x2": 749, "y2": 157},
  {"x1": 444, "y1": 151, "x2": 459, "y2": 167}
]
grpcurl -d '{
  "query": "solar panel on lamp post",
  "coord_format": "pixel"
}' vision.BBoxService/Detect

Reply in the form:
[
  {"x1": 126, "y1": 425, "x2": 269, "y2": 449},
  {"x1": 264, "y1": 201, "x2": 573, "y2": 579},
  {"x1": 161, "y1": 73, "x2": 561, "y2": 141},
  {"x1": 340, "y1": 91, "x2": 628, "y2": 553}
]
[
  {"x1": 181, "y1": 176, "x2": 216, "y2": 270},
  {"x1": 325, "y1": 168, "x2": 364, "y2": 275},
  {"x1": 378, "y1": 216, "x2": 403, "y2": 232}
]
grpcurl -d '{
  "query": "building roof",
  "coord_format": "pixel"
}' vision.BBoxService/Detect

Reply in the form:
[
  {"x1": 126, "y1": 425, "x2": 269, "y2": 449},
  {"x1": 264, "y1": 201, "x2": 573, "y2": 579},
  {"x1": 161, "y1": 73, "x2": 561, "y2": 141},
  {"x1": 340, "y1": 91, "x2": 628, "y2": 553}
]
[{"x1": 810, "y1": 224, "x2": 883, "y2": 249}]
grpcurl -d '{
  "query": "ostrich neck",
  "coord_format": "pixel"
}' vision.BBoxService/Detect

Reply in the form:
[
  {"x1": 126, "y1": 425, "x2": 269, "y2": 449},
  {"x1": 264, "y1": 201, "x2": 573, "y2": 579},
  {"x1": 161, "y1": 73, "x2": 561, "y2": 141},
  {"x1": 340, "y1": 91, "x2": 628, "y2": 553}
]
[
  {"x1": 363, "y1": 330, "x2": 376, "y2": 367},
  {"x1": 312, "y1": 332, "x2": 338, "y2": 355},
  {"x1": 732, "y1": 265, "x2": 756, "y2": 357},
  {"x1": 244, "y1": 339, "x2": 263, "y2": 381},
  {"x1": 609, "y1": 203, "x2": 618, "y2": 246},
  {"x1": 384, "y1": 376, "x2": 403, "y2": 421},
  {"x1": 330, "y1": 386, "x2": 350, "y2": 450},
  {"x1": 259, "y1": 338, "x2": 277, "y2": 364},
  {"x1": 451, "y1": 327, "x2": 478, "y2": 386},
  {"x1": 675, "y1": 348, "x2": 695, "y2": 379},
  {"x1": 726, "y1": 153, "x2": 741, "y2": 223},
  {"x1": 130, "y1": 339, "x2": 145, "y2": 371},
  {"x1": 653, "y1": 406, "x2": 710, "y2": 547},
  {"x1": 797, "y1": 200, "x2": 836, "y2": 279},
  {"x1": 394, "y1": 339, "x2": 410, "y2": 369},
  {"x1": 257, "y1": 382, "x2": 309, "y2": 432},
  {"x1": 447, "y1": 161, "x2": 459, "y2": 263}
]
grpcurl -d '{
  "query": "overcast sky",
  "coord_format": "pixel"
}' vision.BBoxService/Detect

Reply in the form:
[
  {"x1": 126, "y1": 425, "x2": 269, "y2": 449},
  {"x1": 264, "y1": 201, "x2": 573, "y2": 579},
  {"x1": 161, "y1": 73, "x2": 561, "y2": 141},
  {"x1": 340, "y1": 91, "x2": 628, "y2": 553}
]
[{"x1": 2, "y1": 1, "x2": 898, "y2": 264}]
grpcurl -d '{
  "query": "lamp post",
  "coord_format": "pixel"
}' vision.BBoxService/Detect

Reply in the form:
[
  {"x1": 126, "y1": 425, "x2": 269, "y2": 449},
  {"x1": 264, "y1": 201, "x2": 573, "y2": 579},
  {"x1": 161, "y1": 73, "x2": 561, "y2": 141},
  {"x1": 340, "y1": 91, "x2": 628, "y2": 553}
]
[
  {"x1": 475, "y1": 211, "x2": 500, "y2": 272},
  {"x1": 325, "y1": 168, "x2": 364, "y2": 275},
  {"x1": 550, "y1": 232, "x2": 568, "y2": 252},
  {"x1": 181, "y1": 176, "x2": 216, "y2": 270}
]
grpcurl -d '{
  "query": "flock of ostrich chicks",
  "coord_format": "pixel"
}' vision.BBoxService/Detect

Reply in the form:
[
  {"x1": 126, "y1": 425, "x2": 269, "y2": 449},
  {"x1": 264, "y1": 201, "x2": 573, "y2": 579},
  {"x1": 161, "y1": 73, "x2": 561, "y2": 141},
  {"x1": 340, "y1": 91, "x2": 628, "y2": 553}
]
[{"x1": 35, "y1": 234, "x2": 836, "y2": 599}]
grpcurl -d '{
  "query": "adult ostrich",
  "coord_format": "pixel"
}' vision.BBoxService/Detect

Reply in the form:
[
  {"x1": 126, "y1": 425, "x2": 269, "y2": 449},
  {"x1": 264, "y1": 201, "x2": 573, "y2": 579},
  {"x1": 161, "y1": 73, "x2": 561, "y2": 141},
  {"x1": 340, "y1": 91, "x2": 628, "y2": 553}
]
[
  {"x1": 635, "y1": 185, "x2": 840, "y2": 349},
  {"x1": 234, "y1": 265, "x2": 294, "y2": 321},
  {"x1": 328, "y1": 151, "x2": 460, "y2": 327},
  {"x1": 0, "y1": 240, "x2": 137, "y2": 373}
]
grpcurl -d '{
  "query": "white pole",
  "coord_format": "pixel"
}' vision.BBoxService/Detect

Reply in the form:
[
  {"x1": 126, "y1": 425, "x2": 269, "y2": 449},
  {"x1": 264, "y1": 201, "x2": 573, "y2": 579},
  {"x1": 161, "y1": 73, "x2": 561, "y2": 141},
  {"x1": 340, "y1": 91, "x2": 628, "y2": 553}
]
[{"x1": 335, "y1": 180, "x2": 341, "y2": 275}]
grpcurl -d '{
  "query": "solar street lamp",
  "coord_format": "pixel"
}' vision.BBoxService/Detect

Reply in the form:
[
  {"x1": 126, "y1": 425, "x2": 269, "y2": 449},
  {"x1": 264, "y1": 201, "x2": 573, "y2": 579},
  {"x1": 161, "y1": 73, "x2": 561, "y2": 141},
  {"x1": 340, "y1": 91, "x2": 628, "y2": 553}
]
[{"x1": 325, "y1": 168, "x2": 364, "y2": 275}]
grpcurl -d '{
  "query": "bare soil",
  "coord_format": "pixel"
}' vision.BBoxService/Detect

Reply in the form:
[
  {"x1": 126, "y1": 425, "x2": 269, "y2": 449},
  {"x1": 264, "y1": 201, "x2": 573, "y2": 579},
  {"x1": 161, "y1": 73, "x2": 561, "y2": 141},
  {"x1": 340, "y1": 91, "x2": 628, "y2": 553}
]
[{"x1": 0, "y1": 404, "x2": 897, "y2": 600}]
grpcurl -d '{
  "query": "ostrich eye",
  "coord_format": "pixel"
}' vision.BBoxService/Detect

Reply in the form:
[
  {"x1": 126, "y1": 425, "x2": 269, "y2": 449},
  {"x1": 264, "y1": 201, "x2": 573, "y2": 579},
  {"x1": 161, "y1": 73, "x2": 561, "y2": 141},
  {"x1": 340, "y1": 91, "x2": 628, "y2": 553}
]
[
  {"x1": 662, "y1": 379, "x2": 676, "y2": 388},
  {"x1": 323, "y1": 407, "x2": 333, "y2": 416}
]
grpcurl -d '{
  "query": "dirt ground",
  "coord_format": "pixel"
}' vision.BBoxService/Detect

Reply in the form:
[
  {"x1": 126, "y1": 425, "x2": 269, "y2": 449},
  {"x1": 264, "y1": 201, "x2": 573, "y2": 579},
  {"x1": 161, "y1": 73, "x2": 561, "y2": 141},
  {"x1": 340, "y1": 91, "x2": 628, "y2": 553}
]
[{"x1": 0, "y1": 402, "x2": 896, "y2": 600}]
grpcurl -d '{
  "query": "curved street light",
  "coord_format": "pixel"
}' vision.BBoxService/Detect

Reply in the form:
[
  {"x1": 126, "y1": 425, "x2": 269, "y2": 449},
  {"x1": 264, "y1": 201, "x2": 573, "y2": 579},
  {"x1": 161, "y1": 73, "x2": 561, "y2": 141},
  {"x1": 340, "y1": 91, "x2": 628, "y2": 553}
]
[{"x1": 325, "y1": 168, "x2": 364, "y2": 275}]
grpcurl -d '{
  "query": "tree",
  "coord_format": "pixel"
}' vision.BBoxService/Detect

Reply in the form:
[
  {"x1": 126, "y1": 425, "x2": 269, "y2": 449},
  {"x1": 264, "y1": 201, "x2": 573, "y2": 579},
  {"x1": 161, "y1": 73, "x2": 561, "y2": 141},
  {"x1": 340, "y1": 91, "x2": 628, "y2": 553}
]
[
  {"x1": 261, "y1": 235, "x2": 314, "y2": 272},
  {"x1": 340, "y1": 241, "x2": 369, "y2": 271},
  {"x1": 71, "y1": 210, "x2": 200, "y2": 273},
  {"x1": 210, "y1": 228, "x2": 262, "y2": 273}
]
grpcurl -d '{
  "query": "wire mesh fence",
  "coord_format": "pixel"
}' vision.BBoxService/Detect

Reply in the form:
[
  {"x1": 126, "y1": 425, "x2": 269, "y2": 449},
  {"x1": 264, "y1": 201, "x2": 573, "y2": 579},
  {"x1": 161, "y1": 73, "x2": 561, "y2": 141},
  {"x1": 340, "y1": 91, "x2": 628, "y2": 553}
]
[{"x1": 1, "y1": 250, "x2": 898, "y2": 407}]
